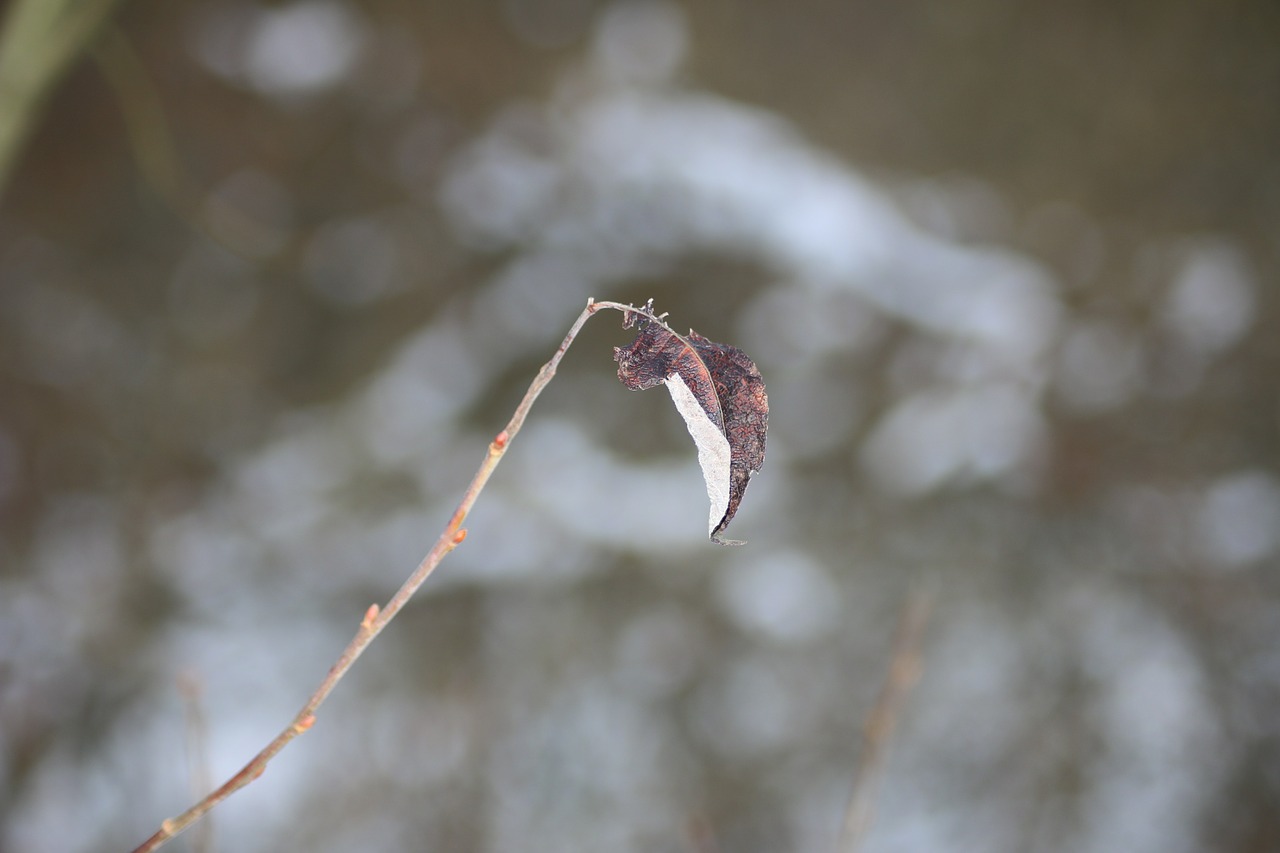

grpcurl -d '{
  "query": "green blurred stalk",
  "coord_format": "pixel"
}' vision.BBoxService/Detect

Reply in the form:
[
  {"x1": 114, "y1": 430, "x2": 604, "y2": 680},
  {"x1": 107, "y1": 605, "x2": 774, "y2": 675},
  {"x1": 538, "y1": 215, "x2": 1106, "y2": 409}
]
[{"x1": 0, "y1": 0, "x2": 125, "y2": 200}]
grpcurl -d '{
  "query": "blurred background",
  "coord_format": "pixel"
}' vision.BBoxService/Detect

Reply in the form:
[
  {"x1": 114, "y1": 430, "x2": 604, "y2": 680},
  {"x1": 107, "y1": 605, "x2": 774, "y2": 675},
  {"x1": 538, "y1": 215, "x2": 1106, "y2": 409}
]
[{"x1": 1, "y1": 1, "x2": 1278, "y2": 851}]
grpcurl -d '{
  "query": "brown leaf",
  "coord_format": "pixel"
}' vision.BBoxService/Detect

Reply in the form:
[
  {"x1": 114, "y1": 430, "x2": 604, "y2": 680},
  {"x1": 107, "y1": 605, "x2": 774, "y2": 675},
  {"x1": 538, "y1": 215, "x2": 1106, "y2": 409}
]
[{"x1": 613, "y1": 304, "x2": 768, "y2": 544}]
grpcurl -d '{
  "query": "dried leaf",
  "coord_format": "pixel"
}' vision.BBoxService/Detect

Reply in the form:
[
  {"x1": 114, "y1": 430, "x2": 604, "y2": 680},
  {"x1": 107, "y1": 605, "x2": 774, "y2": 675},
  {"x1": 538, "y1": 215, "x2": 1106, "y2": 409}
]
[{"x1": 613, "y1": 304, "x2": 768, "y2": 544}]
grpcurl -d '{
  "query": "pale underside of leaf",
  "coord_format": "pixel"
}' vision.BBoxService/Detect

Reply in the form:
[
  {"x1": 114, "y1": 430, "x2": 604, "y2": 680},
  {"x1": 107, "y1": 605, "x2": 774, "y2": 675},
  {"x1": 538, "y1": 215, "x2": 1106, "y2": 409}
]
[{"x1": 664, "y1": 372, "x2": 732, "y2": 537}]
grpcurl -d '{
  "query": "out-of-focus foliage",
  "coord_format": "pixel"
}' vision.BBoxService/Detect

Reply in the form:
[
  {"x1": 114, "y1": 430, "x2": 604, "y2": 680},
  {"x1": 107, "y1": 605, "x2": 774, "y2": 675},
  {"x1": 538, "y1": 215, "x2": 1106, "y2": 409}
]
[{"x1": 1, "y1": 2, "x2": 1278, "y2": 851}]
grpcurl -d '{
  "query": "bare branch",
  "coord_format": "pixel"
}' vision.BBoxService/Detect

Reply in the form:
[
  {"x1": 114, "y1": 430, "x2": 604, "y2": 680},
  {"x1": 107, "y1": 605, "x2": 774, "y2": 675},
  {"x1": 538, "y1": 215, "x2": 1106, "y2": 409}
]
[{"x1": 131, "y1": 298, "x2": 644, "y2": 852}]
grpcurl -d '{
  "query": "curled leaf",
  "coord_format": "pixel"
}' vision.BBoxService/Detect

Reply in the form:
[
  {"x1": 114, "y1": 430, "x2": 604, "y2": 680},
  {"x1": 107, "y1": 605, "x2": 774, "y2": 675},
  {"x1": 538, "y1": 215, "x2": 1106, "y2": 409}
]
[{"x1": 613, "y1": 303, "x2": 768, "y2": 544}]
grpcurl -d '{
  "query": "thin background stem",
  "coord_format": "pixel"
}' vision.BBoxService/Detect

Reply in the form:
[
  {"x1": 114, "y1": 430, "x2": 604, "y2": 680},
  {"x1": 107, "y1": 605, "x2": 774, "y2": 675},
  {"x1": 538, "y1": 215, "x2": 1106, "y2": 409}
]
[
  {"x1": 89, "y1": 24, "x2": 286, "y2": 259},
  {"x1": 176, "y1": 673, "x2": 213, "y2": 853},
  {"x1": 838, "y1": 583, "x2": 935, "y2": 852},
  {"x1": 131, "y1": 298, "x2": 657, "y2": 853}
]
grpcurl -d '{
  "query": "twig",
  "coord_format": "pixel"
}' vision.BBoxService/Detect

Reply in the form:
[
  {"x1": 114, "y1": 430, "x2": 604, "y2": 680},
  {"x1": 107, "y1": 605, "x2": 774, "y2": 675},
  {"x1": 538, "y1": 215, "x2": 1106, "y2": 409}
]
[
  {"x1": 837, "y1": 583, "x2": 935, "y2": 852},
  {"x1": 176, "y1": 673, "x2": 213, "y2": 853},
  {"x1": 89, "y1": 25, "x2": 282, "y2": 260},
  {"x1": 130, "y1": 298, "x2": 661, "y2": 852},
  {"x1": 89, "y1": 26, "x2": 191, "y2": 220}
]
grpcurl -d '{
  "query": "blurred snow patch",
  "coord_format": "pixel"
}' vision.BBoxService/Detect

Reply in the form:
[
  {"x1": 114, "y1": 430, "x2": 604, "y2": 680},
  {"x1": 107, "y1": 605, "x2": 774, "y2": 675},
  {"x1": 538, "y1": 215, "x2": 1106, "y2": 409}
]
[
  {"x1": 149, "y1": 497, "x2": 266, "y2": 613},
  {"x1": 612, "y1": 605, "x2": 707, "y2": 699},
  {"x1": 899, "y1": 583, "x2": 1222, "y2": 853},
  {"x1": 470, "y1": 250, "x2": 599, "y2": 361},
  {"x1": 189, "y1": 1, "x2": 366, "y2": 98},
  {"x1": 505, "y1": 418, "x2": 712, "y2": 550},
  {"x1": 590, "y1": 0, "x2": 688, "y2": 85},
  {"x1": 713, "y1": 549, "x2": 841, "y2": 643},
  {"x1": 31, "y1": 496, "x2": 125, "y2": 626},
  {"x1": 440, "y1": 66, "x2": 1063, "y2": 496},
  {"x1": 1195, "y1": 471, "x2": 1280, "y2": 568},
  {"x1": 232, "y1": 416, "x2": 354, "y2": 536},
  {"x1": 1055, "y1": 320, "x2": 1141, "y2": 413},
  {"x1": 357, "y1": 320, "x2": 486, "y2": 466},
  {"x1": 438, "y1": 106, "x2": 561, "y2": 248},
  {"x1": 690, "y1": 654, "x2": 809, "y2": 758},
  {"x1": 1069, "y1": 586, "x2": 1223, "y2": 853},
  {"x1": 245, "y1": 1, "x2": 365, "y2": 95},
  {"x1": 443, "y1": 492, "x2": 595, "y2": 585},
  {"x1": 765, "y1": 367, "x2": 862, "y2": 460},
  {"x1": 486, "y1": 679, "x2": 689, "y2": 851},
  {"x1": 1161, "y1": 239, "x2": 1255, "y2": 354},
  {"x1": 860, "y1": 385, "x2": 1047, "y2": 496},
  {"x1": 738, "y1": 285, "x2": 886, "y2": 367}
]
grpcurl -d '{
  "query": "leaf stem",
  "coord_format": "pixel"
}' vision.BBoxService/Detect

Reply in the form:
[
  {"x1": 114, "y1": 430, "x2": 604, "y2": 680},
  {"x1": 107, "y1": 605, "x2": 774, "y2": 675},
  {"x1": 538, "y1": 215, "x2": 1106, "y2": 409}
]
[{"x1": 131, "y1": 298, "x2": 642, "y2": 852}]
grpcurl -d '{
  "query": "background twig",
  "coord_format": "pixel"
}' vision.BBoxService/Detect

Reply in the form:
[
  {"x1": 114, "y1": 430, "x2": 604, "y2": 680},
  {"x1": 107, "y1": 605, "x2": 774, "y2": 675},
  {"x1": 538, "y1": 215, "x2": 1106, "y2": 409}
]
[
  {"x1": 176, "y1": 673, "x2": 213, "y2": 853},
  {"x1": 838, "y1": 582, "x2": 935, "y2": 852},
  {"x1": 89, "y1": 25, "x2": 281, "y2": 258}
]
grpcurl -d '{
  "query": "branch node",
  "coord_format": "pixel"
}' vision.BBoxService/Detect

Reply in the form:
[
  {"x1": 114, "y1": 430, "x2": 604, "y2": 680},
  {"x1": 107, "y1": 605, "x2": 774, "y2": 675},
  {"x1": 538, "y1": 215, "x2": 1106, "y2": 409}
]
[
  {"x1": 294, "y1": 714, "x2": 316, "y2": 734},
  {"x1": 452, "y1": 528, "x2": 468, "y2": 546},
  {"x1": 361, "y1": 604, "x2": 380, "y2": 630},
  {"x1": 160, "y1": 819, "x2": 177, "y2": 835},
  {"x1": 492, "y1": 430, "x2": 509, "y2": 451}
]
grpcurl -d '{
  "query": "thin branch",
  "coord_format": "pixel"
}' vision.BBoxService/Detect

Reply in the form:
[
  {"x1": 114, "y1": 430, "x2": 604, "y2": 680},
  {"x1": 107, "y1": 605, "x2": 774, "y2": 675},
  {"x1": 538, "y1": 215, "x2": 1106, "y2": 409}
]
[
  {"x1": 176, "y1": 673, "x2": 214, "y2": 853},
  {"x1": 838, "y1": 583, "x2": 935, "y2": 853},
  {"x1": 131, "y1": 298, "x2": 652, "y2": 853}
]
